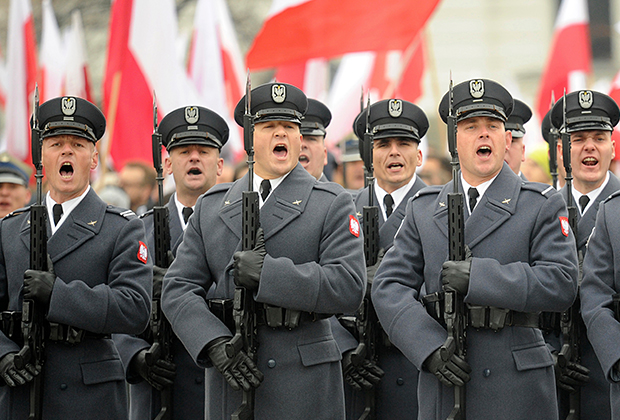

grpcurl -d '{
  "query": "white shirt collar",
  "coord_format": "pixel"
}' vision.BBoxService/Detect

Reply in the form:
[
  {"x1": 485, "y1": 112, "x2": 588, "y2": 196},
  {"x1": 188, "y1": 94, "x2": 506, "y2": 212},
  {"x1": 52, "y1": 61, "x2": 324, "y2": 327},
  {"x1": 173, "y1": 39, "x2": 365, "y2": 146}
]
[
  {"x1": 46, "y1": 185, "x2": 91, "y2": 235},
  {"x1": 173, "y1": 193, "x2": 195, "y2": 231},
  {"x1": 460, "y1": 174, "x2": 498, "y2": 215},
  {"x1": 573, "y1": 171, "x2": 610, "y2": 215},
  {"x1": 374, "y1": 174, "x2": 418, "y2": 220},
  {"x1": 254, "y1": 171, "x2": 293, "y2": 208}
]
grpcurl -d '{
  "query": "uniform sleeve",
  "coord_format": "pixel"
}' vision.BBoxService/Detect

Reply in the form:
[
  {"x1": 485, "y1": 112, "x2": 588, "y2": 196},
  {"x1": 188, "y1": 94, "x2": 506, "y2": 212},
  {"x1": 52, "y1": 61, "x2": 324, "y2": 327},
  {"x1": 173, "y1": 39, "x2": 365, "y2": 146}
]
[
  {"x1": 47, "y1": 217, "x2": 152, "y2": 335},
  {"x1": 371, "y1": 199, "x2": 448, "y2": 370},
  {"x1": 580, "y1": 202, "x2": 620, "y2": 381},
  {"x1": 256, "y1": 190, "x2": 366, "y2": 315},
  {"x1": 467, "y1": 192, "x2": 578, "y2": 313},
  {"x1": 0, "y1": 219, "x2": 20, "y2": 359},
  {"x1": 161, "y1": 197, "x2": 232, "y2": 365}
]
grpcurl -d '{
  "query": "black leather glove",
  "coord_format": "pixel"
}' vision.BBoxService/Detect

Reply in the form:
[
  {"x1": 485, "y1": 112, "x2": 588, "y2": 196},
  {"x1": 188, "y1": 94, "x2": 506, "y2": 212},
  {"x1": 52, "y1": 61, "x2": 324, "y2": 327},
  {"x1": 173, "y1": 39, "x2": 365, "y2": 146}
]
[
  {"x1": 554, "y1": 352, "x2": 590, "y2": 393},
  {"x1": 424, "y1": 347, "x2": 471, "y2": 387},
  {"x1": 131, "y1": 347, "x2": 176, "y2": 391},
  {"x1": 342, "y1": 344, "x2": 384, "y2": 391},
  {"x1": 23, "y1": 255, "x2": 56, "y2": 307},
  {"x1": 233, "y1": 227, "x2": 266, "y2": 290},
  {"x1": 0, "y1": 353, "x2": 39, "y2": 387},
  {"x1": 205, "y1": 337, "x2": 263, "y2": 392},
  {"x1": 441, "y1": 246, "x2": 473, "y2": 295}
]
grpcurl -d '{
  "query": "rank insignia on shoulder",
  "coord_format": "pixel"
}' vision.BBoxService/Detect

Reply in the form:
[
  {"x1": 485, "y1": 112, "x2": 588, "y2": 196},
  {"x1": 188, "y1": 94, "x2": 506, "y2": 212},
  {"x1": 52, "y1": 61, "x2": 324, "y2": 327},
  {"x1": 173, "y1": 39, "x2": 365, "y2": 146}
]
[
  {"x1": 559, "y1": 217, "x2": 570, "y2": 237},
  {"x1": 349, "y1": 215, "x2": 360, "y2": 237},
  {"x1": 137, "y1": 241, "x2": 148, "y2": 264}
]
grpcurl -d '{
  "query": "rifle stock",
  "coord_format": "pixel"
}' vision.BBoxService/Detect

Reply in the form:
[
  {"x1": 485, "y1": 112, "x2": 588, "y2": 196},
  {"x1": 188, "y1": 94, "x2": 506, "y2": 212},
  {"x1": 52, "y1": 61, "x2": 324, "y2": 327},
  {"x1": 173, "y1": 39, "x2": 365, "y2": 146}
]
[
  {"x1": 227, "y1": 72, "x2": 259, "y2": 420},
  {"x1": 442, "y1": 77, "x2": 467, "y2": 420},
  {"x1": 148, "y1": 94, "x2": 173, "y2": 420},
  {"x1": 14, "y1": 85, "x2": 45, "y2": 420}
]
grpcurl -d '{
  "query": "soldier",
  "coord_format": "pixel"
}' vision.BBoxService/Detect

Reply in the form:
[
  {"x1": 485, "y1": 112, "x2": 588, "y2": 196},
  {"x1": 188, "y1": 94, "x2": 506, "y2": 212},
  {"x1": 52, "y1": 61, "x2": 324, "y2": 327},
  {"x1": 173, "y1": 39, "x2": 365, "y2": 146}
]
[
  {"x1": 371, "y1": 78, "x2": 579, "y2": 419},
  {"x1": 0, "y1": 96, "x2": 152, "y2": 419},
  {"x1": 161, "y1": 82, "x2": 366, "y2": 419},
  {"x1": 115, "y1": 105, "x2": 228, "y2": 419},
  {"x1": 300, "y1": 98, "x2": 331, "y2": 181},
  {"x1": 504, "y1": 99, "x2": 532, "y2": 179},
  {"x1": 552, "y1": 90, "x2": 620, "y2": 419},
  {"x1": 0, "y1": 152, "x2": 32, "y2": 218},
  {"x1": 342, "y1": 99, "x2": 429, "y2": 419}
]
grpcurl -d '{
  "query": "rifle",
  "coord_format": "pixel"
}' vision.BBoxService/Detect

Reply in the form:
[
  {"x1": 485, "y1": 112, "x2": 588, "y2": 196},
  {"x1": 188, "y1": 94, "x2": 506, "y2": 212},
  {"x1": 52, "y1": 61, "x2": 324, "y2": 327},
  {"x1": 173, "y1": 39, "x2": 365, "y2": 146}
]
[
  {"x1": 351, "y1": 95, "x2": 380, "y2": 419},
  {"x1": 226, "y1": 71, "x2": 259, "y2": 420},
  {"x1": 145, "y1": 93, "x2": 173, "y2": 420},
  {"x1": 557, "y1": 90, "x2": 582, "y2": 420},
  {"x1": 14, "y1": 85, "x2": 45, "y2": 420},
  {"x1": 548, "y1": 94, "x2": 559, "y2": 190},
  {"x1": 440, "y1": 76, "x2": 467, "y2": 420}
]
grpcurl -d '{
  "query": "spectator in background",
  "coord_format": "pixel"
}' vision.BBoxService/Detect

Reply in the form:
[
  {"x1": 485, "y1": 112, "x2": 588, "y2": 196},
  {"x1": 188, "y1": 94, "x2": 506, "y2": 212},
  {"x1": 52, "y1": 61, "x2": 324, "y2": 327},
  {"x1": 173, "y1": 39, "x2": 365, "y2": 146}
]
[
  {"x1": 334, "y1": 137, "x2": 365, "y2": 191},
  {"x1": 418, "y1": 153, "x2": 452, "y2": 186},
  {"x1": 521, "y1": 145, "x2": 552, "y2": 185},
  {"x1": 0, "y1": 152, "x2": 32, "y2": 217},
  {"x1": 119, "y1": 160, "x2": 156, "y2": 215}
]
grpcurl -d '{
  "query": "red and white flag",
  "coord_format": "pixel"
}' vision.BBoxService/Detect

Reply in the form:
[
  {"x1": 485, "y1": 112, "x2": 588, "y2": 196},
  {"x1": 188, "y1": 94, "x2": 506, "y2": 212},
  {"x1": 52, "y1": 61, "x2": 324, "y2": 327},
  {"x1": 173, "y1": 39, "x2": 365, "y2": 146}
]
[
  {"x1": 274, "y1": 58, "x2": 329, "y2": 101},
  {"x1": 0, "y1": 46, "x2": 6, "y2": 109},
  {"x1": 246, "y1": 0, "x2": 440, "y2": 70},
  {"x1": 102, "y1": 0, "x2": 196, "y2": 171},
  {"x1": 39, "y1": 0, "x2": 64, "y2": 102},
  {"x1": 1, "y1": 0, "x2": 37, "y2": 162},
  {"x1": 187, "y1": 0, "x2": 245, "y2": 162},
  {"x1": 64, "y1": 10, "x2": 93, "y2": 102},
  {"x1": 535, "y1": 0, "x2": 591, "y2": 122},
  {"x1": 608, "y1": 71, "x2": 620, "y2": 161}
]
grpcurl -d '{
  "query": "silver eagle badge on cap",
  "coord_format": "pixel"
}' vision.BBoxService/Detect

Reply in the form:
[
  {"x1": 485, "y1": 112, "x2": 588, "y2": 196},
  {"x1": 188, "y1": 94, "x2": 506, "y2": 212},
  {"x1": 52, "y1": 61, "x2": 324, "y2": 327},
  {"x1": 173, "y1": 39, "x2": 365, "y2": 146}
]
[
  {"x1": 469, "y1": 80, "x2": 484, "y2": 99},
  {"x1": 388, "y1": 99, "x2": 403, "y2": 117},
  {"x1": 185, "y1": 106, "x2": 199, "y2": 124},
  {"x1": 61, "y1": 97, "x2": 76, "y2": 116},
  {"x1": 272, "y1": 84, "x2": 286, "y2": 104},
  {"x1": 579, "y1": 91, "x2": 593, "y2": 109}
]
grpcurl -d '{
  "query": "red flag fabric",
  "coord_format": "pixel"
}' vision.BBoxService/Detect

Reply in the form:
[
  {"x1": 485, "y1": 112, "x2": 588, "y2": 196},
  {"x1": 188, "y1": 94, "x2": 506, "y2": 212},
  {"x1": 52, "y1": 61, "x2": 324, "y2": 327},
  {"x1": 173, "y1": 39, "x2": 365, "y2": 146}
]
[
  {"x1": 2, "y1": 0, "x2": 37, "y2": 163},
  {"x1": 608, "y1": 71, "x2": 620, "y2": 161},
  {"x1": 535, "y1": 0, "x2": 591, "y2": 122},
  {"x1": 246, "y1": 0, "x2": 440, "y2": 70},
  {"x1": 102, "y1": 0, "x2": 152, "y2": 172}
]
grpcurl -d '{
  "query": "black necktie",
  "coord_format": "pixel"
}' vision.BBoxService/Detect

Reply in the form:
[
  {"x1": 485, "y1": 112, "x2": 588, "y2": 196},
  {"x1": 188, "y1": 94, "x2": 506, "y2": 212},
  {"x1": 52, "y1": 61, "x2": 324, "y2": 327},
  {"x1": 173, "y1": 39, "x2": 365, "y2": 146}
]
[
  {"x1": 579, "y1": 195, "x2": 590, "y2": 214},
  {"x1": 182, "y1": 207, "x2": 193, "y2": 224},
  {"x1": 260, "y1": 179, "x2": 271, "y2": 202},
  {"x1": 384, "y1": 194, "x2": 394, "y2": 218},
  {"x1": 53, "y1": 204, "x2": 63, "y2": 225},
  {"x1": 468, "y1": 187, "x2": 479, "y2": 213}
]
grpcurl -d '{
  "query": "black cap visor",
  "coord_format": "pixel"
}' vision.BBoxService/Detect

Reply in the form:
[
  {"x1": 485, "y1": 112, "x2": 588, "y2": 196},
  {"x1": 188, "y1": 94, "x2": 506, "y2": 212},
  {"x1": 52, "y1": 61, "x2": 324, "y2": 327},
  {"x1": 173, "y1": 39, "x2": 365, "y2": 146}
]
[
  {"x1": 42, "y1": 121, "x2": 97, "y2": 143},
  {"x1": 167, "y1": 130, "x2": 223, "y2": 151},
  {"x1": 372, "y1": 123, "x2": 420, "y2": 142},
  {"x1": 457, "y1": 103, "x2": 508, "y2": 122}
]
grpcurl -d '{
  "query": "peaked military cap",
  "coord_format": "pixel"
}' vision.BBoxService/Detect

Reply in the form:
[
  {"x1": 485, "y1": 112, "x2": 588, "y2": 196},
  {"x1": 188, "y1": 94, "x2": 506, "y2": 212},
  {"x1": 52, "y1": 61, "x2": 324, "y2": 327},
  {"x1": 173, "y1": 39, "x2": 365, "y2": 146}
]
[
  {"x1": 541, "y1": 108, "x2": 558, "y2": 144},
  {"x1": 352, "y1": 99, "x2": 429, "y2": 143},
  {"x1": 438, "y1": 78, "x2": 514, "y2": 123},
  {"x1": 339, "y1": 137, "x2": 361, "y2": 162},
  {"x1": 551, "y1": 90, "x2": 620, "y2": 133},
  {"x1": 234, "y1": 82, "x2": 308, "y2": 126},
  {"x1": 300, "y1": 99, "x2": 332, "y2": 136},
  {"x1": 159, "y1": 106, "x2": 229, "y2": 151},
  {"x1": 505, "y1": 99, "x2": 532, "y2": 138},
  {"x1": 36, "y1": 96, "x2": 106, "y2": 143},
  {"x1": 0, "y1": 152, "x2": 32, "y2": 187}
]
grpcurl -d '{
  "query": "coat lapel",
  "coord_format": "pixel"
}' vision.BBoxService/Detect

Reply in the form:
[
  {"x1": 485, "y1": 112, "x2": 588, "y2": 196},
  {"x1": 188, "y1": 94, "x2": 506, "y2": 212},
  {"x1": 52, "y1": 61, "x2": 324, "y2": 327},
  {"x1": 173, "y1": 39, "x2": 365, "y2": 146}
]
[
  {"x1": 47, "y1": 189, "x2": 105, "y2": 262},
  {"x1": 464, "y1": 165, "x2": 519, "y2": 249},
  {"x1": 577, "y1": 172, "x2": 620, "y2": 249},
  {"x1": 167, "y1": 198, "x2": 184, "y2": 253},
  {"x1": 379, "y1": 177, "x2": 426, "y2": 250}
]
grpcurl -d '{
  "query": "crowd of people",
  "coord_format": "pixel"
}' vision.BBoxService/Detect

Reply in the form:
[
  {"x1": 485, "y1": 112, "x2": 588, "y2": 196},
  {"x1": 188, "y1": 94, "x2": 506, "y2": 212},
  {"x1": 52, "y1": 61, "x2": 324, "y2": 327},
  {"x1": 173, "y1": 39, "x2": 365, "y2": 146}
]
[{"x1": 0, "y1": 77, "x2": 620, "y2": 419}]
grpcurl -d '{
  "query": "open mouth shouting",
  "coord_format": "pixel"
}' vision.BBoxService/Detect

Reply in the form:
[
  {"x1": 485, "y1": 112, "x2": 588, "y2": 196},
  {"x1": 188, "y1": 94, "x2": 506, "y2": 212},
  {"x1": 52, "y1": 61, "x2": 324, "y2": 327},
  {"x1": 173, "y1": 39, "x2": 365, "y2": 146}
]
[
  {"x1": 187, "y1": 167, "x2": 203, "y2": 177},
  {"x1": 299, "y1": 153, "x2": 309, "y2": 165},
  {"x1": 476, "y1": 145, "x2": 492, "y2": 158},
  {"x1": 387, "y1": 161, "x2": 404, "y2": 172},
  {"x1": 582, "y1": 156, "x2": 599, "y2": 167},
  {"x1": 60, "y1": 162, "x2": 74, "y2": 180},
  {"x1": 274, "y1": 143, "x2": 289, "y2": 160}
]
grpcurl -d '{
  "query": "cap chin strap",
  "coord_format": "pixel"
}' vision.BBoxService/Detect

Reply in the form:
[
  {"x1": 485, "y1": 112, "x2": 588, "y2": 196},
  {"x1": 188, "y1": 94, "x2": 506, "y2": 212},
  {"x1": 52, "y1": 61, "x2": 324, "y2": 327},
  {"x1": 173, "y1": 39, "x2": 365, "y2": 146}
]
[{"x1": 42, "y1": 121, "x2": 97, "y2": 142}]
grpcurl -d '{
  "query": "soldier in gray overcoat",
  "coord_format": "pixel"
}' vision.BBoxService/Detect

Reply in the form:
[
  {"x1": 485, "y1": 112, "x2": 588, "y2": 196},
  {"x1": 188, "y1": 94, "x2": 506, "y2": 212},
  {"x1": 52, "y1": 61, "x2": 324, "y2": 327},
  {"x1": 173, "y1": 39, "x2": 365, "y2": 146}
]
[
  {"x1": 161, "y1": 83, "x2": 366, "y2": 419},
  {"x1": 0, "y1": 96, "x2": 152, "y2": 419},
  {"x1": 552, "y1": 89, "x2": 620, "y2": 420},
  {"x1": 581, "y1": 190, "x2": 620, "y2": 419},
  {"x1": 341, "y1": 99, "x2": 429, "y2": 419},
  {"x1": 371, "y1": 79, "x2": 579, "y2": 419},
  {"x1": 114, "y1": 105, "x2": 229, "y2": 419}
]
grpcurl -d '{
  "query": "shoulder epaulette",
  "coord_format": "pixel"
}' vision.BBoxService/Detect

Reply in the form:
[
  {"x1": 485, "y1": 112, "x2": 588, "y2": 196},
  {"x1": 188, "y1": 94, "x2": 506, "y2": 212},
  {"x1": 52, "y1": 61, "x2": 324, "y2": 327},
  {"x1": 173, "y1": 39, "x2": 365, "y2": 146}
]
[
  {"x1": 3, "y1": 205, "x2": 31, "y2": 220},
  {"x1": 204, "y1": 182, "x2": 232, "y2": 198},
  {"x1": 413, "y1": 185, "x2": 442, "y2": 200},
  {"x1": 603, "y1": 189, "x2": 620, "y2": 203},
  {"x1": 107, "y1": 205, "x2": 137, "y2": 220},
  {"x1": 521, "y1": 181, "x2": 555, "y2": 198},
  {"x1": 139, "y1": 209, "x2": 154, "y2": 219},
  {"x1": 314, "y1": 180, "x2": 345, "y2": 196}
]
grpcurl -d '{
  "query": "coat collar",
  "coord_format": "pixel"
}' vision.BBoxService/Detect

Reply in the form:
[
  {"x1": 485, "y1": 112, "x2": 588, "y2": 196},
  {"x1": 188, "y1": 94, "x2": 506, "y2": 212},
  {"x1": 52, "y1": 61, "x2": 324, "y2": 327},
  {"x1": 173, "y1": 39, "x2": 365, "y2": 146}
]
[
  {"x1": 219, "y1": 163, "x2": 315, "y2": 241},
  {"x1": 21, "y1": 188, "x2": 106, "y2": 262},
  {"x1": 433, "y1": 163, "x2": 521, "y2": 249}
]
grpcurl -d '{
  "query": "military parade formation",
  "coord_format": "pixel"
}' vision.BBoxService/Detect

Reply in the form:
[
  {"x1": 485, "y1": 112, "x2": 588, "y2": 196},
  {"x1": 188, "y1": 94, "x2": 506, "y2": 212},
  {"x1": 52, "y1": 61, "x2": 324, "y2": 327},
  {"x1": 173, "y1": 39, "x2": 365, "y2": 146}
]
[{"x1": 1, "y1": 75, "x2": 620, "y2": 420}]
